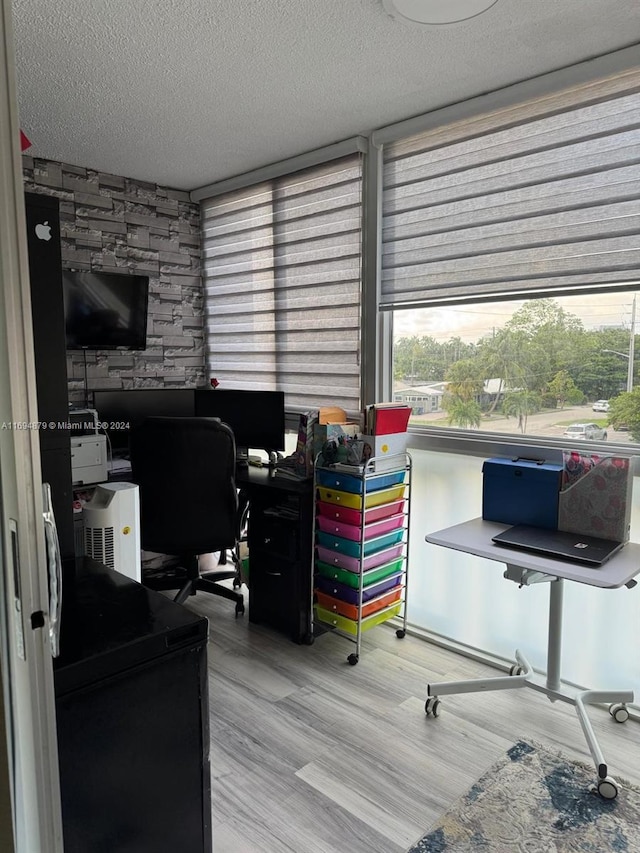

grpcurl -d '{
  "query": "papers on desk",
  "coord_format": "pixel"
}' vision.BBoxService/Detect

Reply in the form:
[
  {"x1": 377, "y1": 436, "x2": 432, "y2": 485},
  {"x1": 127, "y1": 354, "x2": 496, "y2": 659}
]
[{"x1": 272, "y1": 454, "x2": 309, "y2": 481}]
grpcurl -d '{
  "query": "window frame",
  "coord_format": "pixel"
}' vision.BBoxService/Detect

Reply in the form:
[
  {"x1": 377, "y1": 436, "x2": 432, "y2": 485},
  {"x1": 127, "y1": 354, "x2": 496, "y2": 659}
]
[{"x1": 363, "y1": 47, "x2": 640, "y2": 461}]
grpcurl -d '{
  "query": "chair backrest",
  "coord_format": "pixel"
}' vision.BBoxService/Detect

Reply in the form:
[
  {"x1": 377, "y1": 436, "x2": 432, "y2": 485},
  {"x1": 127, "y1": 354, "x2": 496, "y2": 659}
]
[{"x1": 130, "y1": 416, "x2": 239, "y2": 556}]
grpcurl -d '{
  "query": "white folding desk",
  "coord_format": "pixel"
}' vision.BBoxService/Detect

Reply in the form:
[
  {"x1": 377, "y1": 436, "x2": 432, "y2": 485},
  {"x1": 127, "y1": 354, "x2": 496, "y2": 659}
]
[{"x1": 425, "y1": 518, "x2": 640, "y2": 799}]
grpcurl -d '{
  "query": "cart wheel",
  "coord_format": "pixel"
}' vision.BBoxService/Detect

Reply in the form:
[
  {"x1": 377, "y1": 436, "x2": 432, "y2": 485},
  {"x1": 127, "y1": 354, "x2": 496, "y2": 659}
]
[
  {"x1": 235, "y1": 602, "x2": 245, "y2": 617},
  {"x1": 509, "y1": 664, "x2": 523, "y2": 676},
  {"x1": 596, "y1": 777, "x2": 619, "y2": 800},
  {"x1": 609, "y1": 703, "x2": 630, "y2": 723},
  {"x1": 302, "y1": 633, "x2": 315, "y2": 646},
  {"x1": 425, "y1": 697, "x2": 441, "y2": 717},
  {"x1": 396, "y1": 629, "x2": 406, "y2": 639},
  {"x1": 347, "y1": 653, "x2": 359, "y2": 666}
]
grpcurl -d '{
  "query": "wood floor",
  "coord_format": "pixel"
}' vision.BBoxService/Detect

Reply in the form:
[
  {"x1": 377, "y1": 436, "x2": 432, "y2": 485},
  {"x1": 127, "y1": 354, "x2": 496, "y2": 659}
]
[{"x1": 182, "y1": 589, "x2": 640, "y2": 853}]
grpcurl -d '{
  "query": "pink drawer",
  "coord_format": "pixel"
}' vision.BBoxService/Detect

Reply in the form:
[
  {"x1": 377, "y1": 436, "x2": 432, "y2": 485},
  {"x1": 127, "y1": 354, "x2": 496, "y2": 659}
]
[
  {"x1": 316, "y1": 543, "x2": 404, "y2": 573},
  {"x1": 316, "y1": 513, "x2": 404, "y2": 542},
  {"x1": 316, "y1": 499, "x2": 405, "y2": 527}
]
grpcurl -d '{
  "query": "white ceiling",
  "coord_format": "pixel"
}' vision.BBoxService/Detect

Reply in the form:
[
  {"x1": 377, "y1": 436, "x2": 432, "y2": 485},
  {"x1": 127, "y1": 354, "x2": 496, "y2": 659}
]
[{"x1": 11, "y1": 0, "x2": 640, "y2": 191}]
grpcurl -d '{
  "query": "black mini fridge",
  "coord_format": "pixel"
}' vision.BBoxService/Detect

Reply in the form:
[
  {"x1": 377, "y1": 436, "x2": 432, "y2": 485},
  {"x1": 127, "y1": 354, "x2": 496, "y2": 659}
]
[{"x1": 54, "y1": 559, "x2": 211, "y2": 853}]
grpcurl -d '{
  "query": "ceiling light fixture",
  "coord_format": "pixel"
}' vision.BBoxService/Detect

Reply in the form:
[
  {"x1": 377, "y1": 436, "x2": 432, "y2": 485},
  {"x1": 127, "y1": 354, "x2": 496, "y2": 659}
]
[{"x1": 383, "y1": 0, "x2": 500, "y2": 25}]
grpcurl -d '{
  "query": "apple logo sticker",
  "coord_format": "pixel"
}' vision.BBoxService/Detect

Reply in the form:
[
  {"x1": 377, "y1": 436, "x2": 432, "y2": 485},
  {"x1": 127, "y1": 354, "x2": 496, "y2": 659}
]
[{"x1": 35, "y1": 221, "x2": 52, "y2": 241}]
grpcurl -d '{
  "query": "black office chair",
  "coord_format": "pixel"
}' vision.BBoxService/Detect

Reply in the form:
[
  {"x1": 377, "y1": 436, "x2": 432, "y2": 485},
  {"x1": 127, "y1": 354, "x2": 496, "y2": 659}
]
[{"x1": 130, "y1": 416, "x2": 245, "y2": 615}]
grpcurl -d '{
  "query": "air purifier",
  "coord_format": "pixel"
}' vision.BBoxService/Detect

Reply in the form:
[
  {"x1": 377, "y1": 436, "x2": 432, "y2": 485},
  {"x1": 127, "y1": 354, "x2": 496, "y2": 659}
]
[{"x1": 83, "y1": 483, "x2": 141, "y2": 582}]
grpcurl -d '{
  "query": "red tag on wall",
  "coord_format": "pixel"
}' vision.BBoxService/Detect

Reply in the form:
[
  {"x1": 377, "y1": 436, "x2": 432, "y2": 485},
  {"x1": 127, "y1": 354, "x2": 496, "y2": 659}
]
[{"x1": 20, "y1": 130, "x2": 32, "y2": 151}]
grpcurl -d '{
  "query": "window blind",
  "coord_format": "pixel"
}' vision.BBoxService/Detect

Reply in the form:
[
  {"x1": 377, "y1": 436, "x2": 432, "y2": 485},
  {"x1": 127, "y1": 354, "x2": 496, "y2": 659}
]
[
  {"x1": 201, "y1": 154, "x2": 362, "y2": 412},
  {"x1": 381, "y1": 68, "x2": 640, "y2": 309}
]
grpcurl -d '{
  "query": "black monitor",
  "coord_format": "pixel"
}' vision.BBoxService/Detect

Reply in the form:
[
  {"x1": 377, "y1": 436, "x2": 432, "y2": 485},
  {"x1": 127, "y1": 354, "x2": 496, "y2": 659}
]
[
  {"x1": 92, "y1": 389, "x2": 196, "y2": 453},
  {"x1": 62, "y1": 269, "x2": 149, "y2": 350},
  {"x1": 194, "y1": 389, "x2": 286, "y2": 455}
]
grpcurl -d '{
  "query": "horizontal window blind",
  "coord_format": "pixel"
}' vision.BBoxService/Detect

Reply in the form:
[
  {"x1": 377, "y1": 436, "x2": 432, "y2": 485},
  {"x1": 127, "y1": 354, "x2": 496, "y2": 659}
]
[
  {"x1": 382, "y1": 68, "x2": 640, "y2": 309},
  {"x1": 201, "y1": 155, "x2": 362, "y2": 412}
]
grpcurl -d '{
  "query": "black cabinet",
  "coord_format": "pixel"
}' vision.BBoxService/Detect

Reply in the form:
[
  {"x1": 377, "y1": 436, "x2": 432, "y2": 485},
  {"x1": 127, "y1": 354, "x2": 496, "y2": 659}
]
[
  {"x1": 54, "y1": 559, "x2": 212, "y2": 853},
  {"x1": 24, "y1": 191, "x2": 74, "y2": 561},
  {"x1": 243, "y1": 472, "x2": 314, "y2": 644}
]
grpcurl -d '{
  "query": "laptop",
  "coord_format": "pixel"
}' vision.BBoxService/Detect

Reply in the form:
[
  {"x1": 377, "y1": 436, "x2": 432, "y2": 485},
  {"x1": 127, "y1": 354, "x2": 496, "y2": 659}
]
[{"x1": 491, "y1": 524, "x2": 624, "y2": 566}]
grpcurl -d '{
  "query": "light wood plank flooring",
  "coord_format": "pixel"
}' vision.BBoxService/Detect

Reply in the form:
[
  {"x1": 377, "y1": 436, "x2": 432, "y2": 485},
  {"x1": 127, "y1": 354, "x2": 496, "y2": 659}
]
[{"x1": 182, "y1": 590, "x2": 640, "y2": 853}]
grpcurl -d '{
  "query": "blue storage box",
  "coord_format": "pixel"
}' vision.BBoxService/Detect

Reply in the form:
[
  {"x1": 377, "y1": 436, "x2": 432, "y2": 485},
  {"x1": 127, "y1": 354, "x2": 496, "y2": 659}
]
[{"x1": 482, "y1": 457, "x2": 563, "y2": 530}]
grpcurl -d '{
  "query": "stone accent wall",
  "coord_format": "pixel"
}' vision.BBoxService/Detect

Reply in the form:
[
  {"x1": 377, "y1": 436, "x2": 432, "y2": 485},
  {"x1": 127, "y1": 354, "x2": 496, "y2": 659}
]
[{"x1": 22, "y1": 156, "x2": 205, "y2": 405}]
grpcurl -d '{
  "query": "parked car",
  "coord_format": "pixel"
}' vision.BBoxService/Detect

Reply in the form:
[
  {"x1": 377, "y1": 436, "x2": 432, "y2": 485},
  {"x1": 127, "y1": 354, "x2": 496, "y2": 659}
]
[
  {"x1": 592, "y1": 400, "x2": 610, "y2": 412},
  {"x1": 563, "y1": 422, "x2": 608, "y2": 441}
]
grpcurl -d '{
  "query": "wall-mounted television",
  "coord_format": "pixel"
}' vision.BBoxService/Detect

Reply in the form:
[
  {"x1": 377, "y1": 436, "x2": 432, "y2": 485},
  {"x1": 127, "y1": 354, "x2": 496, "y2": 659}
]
[{"x1": 62, "y1": 269, "x2": 149, "y2": 350}]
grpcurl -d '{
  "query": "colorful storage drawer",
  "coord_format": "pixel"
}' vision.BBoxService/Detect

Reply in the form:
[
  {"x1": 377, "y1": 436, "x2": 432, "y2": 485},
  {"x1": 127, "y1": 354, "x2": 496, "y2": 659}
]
[
  {"x1": 316, "y1": 528, "x2": 403, "y2": 558},
  {"x1": 316, "y1": 499, "x2": 405, "y2": 526},
  {"x1": 315, "y1": 585, "x2": 402, "y2": 621},
  {"x1": 316, "y1": 543, "x2": 403, "y2": 573},
  {"x1": 315, "y1": 571, "x2": 403, "y2": 603},
  {"x1": 316, "y1": 512, "x2": 404, "y2": 542},
  {"x1": 314, "y1": 602, "x2": 402, "y2": 636},
  {"x1": 316, "y1": 468, "x2": 405, "y2": 495},
  {"x1": 316, "y1": 484, "x2": 406, "y2": 510},
  {"x1": 316, "y1": 558, "x2": 404, "y2": 589}
]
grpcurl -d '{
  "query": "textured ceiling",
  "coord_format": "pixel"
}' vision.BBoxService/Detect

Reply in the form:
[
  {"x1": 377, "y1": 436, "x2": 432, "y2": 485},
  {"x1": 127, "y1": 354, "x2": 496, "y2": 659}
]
[{"x1": 11, "y1": 0, "x2": 640, "y2": 191}]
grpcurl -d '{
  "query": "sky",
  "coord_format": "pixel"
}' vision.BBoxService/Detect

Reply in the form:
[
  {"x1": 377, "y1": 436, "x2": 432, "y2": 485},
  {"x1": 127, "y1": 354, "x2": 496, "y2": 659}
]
[{"x1": 392, "y1": 289, "x2": 640, "y2": 344}]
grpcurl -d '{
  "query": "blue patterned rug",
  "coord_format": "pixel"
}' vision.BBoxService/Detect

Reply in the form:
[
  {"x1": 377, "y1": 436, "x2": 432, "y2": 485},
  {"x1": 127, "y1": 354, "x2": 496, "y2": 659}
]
[{"x1": 407, "y1": 740, "x2": 640, "y2": 852}]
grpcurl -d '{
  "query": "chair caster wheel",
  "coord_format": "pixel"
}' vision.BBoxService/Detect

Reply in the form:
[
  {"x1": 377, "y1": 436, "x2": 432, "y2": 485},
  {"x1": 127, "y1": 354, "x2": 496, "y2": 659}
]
[
  {"x1": 425, "y1": 697, "x2": 441, "y2": 717},
  {"x1": 609, "y1": 703, "x2": 629, "y2": 723},
  {"x1": 235, "y1": 602, "x2": 245, "y2": 617},
  {"x1": 396, "y1": 629, "x2": 406, "y2": 638},
  {"x1": 509, "y1": 664, "x2": 524, "y2": 676},
  {"x1": 347, "y1": 653, "x2": 359, "y2": 666},
  {"x1": 595, "y1": 777, "x2": 619, "y2": 800}
]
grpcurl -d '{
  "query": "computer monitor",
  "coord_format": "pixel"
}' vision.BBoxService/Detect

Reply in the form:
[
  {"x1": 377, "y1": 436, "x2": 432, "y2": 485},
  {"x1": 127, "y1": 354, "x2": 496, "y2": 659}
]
[
  {"x1": 194, "y1": 389, "x2": 286, "y2": 456},
  {"x1": 92, "y1": 389, "x2": 196, "y2": 453}
]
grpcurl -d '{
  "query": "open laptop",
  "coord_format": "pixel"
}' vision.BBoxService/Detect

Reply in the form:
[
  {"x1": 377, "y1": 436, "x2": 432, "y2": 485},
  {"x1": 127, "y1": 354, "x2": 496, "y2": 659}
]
[{"x1": 491, "y1": 524, "x2": 624, "y2": 567}]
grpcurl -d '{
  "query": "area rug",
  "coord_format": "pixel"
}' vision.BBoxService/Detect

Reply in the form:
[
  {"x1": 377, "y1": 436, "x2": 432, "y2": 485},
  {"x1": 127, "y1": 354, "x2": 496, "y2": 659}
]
[{"x1": 407, "y1": 740, "x2": 640, "y2": 852}]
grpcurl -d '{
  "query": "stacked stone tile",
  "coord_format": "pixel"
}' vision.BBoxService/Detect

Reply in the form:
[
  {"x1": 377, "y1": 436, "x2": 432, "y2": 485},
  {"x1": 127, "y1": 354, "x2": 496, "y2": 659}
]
[{"x1": 22, "y1": 156, "x2": 205, "y2": 405}]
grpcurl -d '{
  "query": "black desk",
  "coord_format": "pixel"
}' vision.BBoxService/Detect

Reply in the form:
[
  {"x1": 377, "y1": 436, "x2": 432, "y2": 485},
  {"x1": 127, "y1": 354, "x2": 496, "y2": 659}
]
[
  {"x1": 107, "y1": 460, "x2": 316, "y2": 644},
  {"x1": 54, "y1": 558, "x2": 211, "y2": 852}
]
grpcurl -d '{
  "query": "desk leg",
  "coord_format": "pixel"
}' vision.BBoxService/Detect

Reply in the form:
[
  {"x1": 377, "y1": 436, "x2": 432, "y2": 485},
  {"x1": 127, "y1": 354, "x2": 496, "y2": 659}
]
[
  {"x1": 546, "y1": 578, "x2": 563, "y2": 693},
  {"x1": 425, "y1": 572, "x2": 636, "y2": 799}
]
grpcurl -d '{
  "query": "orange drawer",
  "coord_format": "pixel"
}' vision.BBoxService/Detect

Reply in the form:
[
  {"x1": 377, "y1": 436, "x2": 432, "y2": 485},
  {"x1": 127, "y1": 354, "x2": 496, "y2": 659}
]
[{"x1": 314, "y1": 585, "x2": 402, "y2": 621}]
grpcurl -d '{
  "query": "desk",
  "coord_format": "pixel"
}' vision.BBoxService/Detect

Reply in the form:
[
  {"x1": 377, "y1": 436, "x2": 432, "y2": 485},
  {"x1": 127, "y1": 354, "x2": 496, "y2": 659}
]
[
  {"x1": 106, "y1": 460, "x2": 315, "y2": 643},
  {"x1": 425, "y1": 518, "x2": 639, "y2": 800},
  {"x1": 55, "y1": 557, "x2": 210, "y2": 852}
]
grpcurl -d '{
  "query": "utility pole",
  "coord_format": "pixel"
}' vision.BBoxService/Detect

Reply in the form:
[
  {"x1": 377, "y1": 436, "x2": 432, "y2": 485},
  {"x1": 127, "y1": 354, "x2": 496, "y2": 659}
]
[{"x1": 628, "y1": 295, "x2": 636, "y2": 393}]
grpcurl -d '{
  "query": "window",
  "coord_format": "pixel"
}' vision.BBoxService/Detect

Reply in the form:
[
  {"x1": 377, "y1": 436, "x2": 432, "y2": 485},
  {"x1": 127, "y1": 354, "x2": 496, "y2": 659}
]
[
  {"x1": 392, "y1": 288, "x2": 640, "y2": 444},
  {"x1": 379, "y1": 65, "x2": 640, "y2": 691},
  {"x1": 200, "y1": 154, "x2": 363, "y2": 412},
  {"x1": 380, "y1": 68, "x2": 640, "y2": 442}
]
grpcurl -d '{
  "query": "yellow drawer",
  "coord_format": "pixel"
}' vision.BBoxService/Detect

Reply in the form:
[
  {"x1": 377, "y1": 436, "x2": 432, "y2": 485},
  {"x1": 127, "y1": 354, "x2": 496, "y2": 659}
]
[
  {"x1": 314, "y1": 602, "x2": 402, "y2": 636},
  {"x1": 316, "y1": 484, "x2": 406, "y2": 510}
]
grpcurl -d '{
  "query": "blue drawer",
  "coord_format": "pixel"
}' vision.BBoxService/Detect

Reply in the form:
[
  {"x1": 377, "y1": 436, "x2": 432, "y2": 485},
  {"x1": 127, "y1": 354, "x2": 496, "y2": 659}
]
[
  {"x1": 316, "y1": 528, "x2": 404, "y2": 558},
  {"x1": 316, "y1": 468, "x2": 405, "y2": 495}
]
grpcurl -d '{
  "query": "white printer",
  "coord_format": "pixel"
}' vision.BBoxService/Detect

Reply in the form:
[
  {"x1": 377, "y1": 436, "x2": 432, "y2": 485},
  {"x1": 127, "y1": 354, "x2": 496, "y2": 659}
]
[{"x1": 69, "y1": 409, "x2": 108, "y2": 485}]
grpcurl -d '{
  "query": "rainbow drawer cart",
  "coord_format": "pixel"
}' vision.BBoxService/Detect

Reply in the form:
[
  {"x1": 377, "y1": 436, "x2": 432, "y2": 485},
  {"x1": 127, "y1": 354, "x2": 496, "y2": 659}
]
[{"x1": 313, "y1": 454, "x2": 411, "y2": 664}]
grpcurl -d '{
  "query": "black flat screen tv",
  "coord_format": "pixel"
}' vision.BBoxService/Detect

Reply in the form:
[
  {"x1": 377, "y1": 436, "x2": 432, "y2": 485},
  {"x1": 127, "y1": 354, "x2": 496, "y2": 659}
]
[{"x1": 62, "y1": 269, "x2": 149, "y2": 350}]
